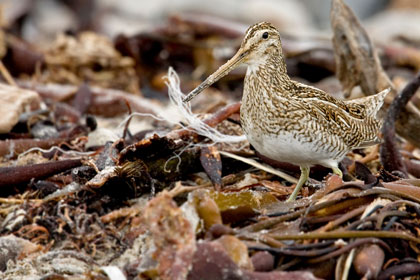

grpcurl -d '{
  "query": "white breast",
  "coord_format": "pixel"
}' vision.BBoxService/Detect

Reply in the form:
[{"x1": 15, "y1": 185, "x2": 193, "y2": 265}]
[{"x1": 245, "y1": 127, "x2": 342, "y2": 169}]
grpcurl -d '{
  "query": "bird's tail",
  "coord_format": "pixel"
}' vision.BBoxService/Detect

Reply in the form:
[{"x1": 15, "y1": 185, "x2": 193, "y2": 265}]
[
  {"x1": 348, "y1": 88, "x2": 391, "y2": 118},
  {"x1": 350, "y1": 88, "x2": 391, "y2": 149}
]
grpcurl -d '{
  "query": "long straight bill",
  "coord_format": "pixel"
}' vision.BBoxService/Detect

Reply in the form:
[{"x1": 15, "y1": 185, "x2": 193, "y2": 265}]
[{"x1": 183, "y1": 49, "x2": 248, "y2": 102}]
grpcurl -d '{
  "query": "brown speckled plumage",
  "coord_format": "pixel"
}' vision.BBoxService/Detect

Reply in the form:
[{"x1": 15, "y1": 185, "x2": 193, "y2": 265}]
[{"x1": 184, "y1": 22, "x2": 389, "y2": 201}]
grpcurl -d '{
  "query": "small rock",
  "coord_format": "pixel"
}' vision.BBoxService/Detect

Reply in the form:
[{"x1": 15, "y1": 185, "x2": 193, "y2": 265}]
[
  {"x1": 0, "y1": 84, "x2": 40, "y2": 133},
  {"x1": 251, "y1": 251, "x2": 274, "y2": 272}
]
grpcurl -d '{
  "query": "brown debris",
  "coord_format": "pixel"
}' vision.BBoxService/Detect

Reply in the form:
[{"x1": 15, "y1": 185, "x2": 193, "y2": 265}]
[
  {"x1": 199, "y1": 145, "x2": 222, "y2": 190},
  {"x1": 118, "y1": 134, "x2": 202, "y2": 184},
  {"x1": 0, "y1": 84, "x2": 40, "y2": 133},
  {"x1": 142, "y1": 191, "x2": 196, "y2": 280},
  {"x1": 193, "y1": 190, "x2": 223, "y2": 230},
  {"x1": 331, "y1": 0, "x2": 420, "y2": 149},
  {"x1": 353, "y1": 244, "x2": 385, "y2": 279},
  {"x1": 0, "y1": 138, "x2": 66, "y2": 158},
  {"x1": 378, "y1": 261, "x2": 420, "y2": 280},
  {"x1": 251, "y1": 251, "x2": 275, "y2": 272},
  {"x1": 0, "y1": 159, "x2": 82, "y2": 187},
  {"x1": 380, "y1": 72, "x2": 420, "y2": 174},
  {"x1": 215, "y1": 235, "x2": 253, "y2": 270},
  {"x1": 2, "y1": 4, "x2": 420, "y2": 279},
  {"x1": 188, "y1": 241, "x2": 320, "y2": 280},
  {"x1": 41, "y1": 32, "x2": 140, "y2": 94},
  {"x1": 4, "y1": 35, "x2": 44, "y2": 76},
  {"x1": 18, "y1": 80, "x2": 160, "y2": 117},
  {"x1": 72, "y1": 83, "x2": 93, "y2": 115},
  {"x1": 384, "y1": 45, "x2": 420, "y2": 71},
  {"x1": 382, "y1": 180, "x2": 420, "y2": 199},
  {"x1": 0, "y1": 235, "x2": 41, "y2": 271},
  {"x1": 330, "y1": 0, "x2": 393, "y2": 97}
]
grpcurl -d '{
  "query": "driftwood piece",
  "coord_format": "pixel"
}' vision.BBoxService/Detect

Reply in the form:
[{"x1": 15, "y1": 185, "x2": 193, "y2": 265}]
[
  {"x1": 0, "y1": 138, "x2": 66, "y2": 158},
  {"x1": 18, "y1": 80, "x2": 161, "y2": 117},
  {"x1": 380, "y1": 73, "x2": 420, "y2": 174},
  {"x1": 330, "y1": 0, "x2": 420, "y2": 148},
  {"x1": 0, "y1": 159, "x2": 82, "y2": 187},
  {"x1": 330, "y1": 0, "x2": 392, "y2": 97}
]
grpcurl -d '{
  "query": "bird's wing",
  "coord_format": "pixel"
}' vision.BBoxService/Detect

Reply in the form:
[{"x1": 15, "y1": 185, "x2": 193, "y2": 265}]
[
  {"x1": 355, "y1": 138, "x2": 382, "y2": 149},
  {"x1": 292, "y1": 83, "x2": 366, "y2": 120},
  {"x1": 305, "y1": 100, "x2": 353, "y2": 129}
]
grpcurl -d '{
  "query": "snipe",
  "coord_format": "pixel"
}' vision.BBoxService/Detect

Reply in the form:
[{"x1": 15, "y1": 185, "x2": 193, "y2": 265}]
[{"x1": 183, "y1": 22, "x2": 389, "y2": 201}]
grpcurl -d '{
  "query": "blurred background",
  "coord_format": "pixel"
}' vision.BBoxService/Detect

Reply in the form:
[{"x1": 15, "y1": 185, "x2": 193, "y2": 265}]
[
  {"x1": 2, "y1": 0, "x2": 420, "y2": 45},
  {"x1": 1, "y1": 0, "x2": 420, "y2": 103}
]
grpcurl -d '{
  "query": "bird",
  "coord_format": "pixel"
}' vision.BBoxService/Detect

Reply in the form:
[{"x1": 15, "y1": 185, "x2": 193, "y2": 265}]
[{"x1": 183, "y1": 22, "x2": 389, "y2": 201}]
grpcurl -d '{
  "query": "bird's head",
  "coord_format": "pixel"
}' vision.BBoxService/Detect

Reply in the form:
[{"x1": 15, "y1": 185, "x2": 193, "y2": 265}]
[{"x1": 183, "y1": 22, "x2": 282, "y2": 102}]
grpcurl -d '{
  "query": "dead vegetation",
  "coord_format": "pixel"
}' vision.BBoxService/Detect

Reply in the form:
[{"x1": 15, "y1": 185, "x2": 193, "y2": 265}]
[{"x1": 0, "y1": 0, "x2": 420, "y2": 279}]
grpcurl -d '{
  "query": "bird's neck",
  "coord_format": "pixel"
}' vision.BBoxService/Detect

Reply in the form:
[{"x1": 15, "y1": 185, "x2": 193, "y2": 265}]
[
  {"x1": 241, "y1": 48, "x2": 291, "y2": 136},
  {"x1": 244, "y1": 47, "x2": 292, "y2": 100}
]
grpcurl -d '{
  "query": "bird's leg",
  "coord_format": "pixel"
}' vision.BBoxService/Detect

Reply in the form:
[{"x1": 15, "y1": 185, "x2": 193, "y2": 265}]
[
  {"x1": 332, "y1": 167, "x2": 343, "y2": 178},
  {"x1": 287, "y1": 166, "x2": 310, "y2": 202}
]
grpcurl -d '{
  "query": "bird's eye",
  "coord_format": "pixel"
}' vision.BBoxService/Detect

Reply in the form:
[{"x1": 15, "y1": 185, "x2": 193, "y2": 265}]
[{"x1": 262, "y1": 32, "x2": 269, "y2": 39}]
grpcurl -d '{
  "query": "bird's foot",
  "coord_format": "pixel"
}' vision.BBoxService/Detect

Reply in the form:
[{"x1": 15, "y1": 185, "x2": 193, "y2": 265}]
[
  {"x1": 332, "y1": 167, "x2": 343, "y2": 178},
  {"x1": 287, "y1": 166, "x2": 310, "y2": 202}
]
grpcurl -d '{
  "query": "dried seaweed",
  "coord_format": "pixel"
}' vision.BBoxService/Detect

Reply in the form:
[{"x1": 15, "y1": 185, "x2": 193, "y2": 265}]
[
  {"x1": 1, "y1": 3, "x2": 420, "y2": 280},
  {"x1": 380, "y1": 72, "x2": 420, "y2": 174},
  {"x1": 41, "y1": 32, "x2": 140, "y2": 94}
]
